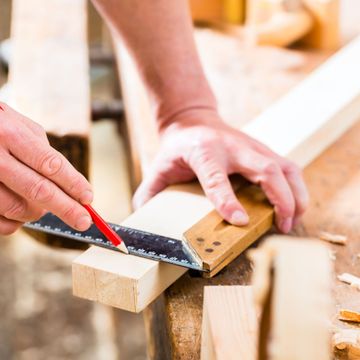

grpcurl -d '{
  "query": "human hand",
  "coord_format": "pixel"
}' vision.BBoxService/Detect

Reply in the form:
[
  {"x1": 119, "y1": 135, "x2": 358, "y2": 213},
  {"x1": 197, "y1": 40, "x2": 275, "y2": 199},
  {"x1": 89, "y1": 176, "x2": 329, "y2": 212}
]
[
  {"x1": 133, "y1": 117, "x2": 308, "y2": 233},
  {"x1": 0, "y1": 103, "x2": 93, "y2": 235}
]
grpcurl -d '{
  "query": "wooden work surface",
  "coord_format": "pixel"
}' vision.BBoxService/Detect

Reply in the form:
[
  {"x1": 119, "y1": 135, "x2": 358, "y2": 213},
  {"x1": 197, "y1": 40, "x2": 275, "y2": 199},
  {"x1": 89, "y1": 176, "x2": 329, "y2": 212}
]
[
  {"x1": 144, "y1": 2, "x2": 360, "y2": 358},
  {"x1": 150, "y1": 116, "x2": 360, "y2": 360}
]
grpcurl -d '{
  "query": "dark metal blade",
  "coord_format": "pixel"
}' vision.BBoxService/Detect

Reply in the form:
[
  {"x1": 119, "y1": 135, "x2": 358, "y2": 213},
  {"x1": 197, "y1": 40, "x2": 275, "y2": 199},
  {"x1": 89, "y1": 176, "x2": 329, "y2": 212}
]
[{"x1": 23, "y1": 213, "x2": 204, "y2": 272}]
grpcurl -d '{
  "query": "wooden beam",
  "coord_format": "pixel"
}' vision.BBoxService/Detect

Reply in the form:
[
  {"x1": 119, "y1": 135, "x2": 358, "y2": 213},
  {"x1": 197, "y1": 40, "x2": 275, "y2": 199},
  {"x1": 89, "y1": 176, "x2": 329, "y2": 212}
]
[
  {"x1": 201, "y1": 286, "x2": 258, "y2": 360},
  {"x1": 8, "y1": 0, "x2": 90, "y2": 177},
  {"x1": 72, "y1": 35, "x2": 360, "y2": 312},
  {"x1": 243, "y1": 34, "x2": 360, "y2": 168},
  {"x1": 250, "y1": 236, "x2": 333, "y2": 360}
]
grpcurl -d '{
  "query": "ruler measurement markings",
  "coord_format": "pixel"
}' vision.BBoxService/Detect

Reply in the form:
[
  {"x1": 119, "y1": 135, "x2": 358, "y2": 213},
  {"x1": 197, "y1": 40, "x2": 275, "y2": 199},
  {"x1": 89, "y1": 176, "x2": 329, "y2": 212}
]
[{"x1": 23, "y1": 213, "x2": 204, "y2": 272}]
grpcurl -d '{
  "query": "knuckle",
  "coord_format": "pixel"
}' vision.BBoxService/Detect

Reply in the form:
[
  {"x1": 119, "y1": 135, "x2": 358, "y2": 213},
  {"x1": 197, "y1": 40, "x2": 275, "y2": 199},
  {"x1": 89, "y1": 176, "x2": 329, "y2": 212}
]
[
  {"x1": 0, "y1": 123, "x2": 16, "y2": 141},
  {"x1": 38, "y1": 151, "x2": 63, "y2": 177},
  {"x1": 27, "y1": 179, "x2": 54, "y2": 203},
  {"x1": 33, "y1": 123, "x2": 47, "y2": 138},
  {"x1": 68, "y1": 177, "x2": 87, "y2": 195},
  {"x1": 262, "y1": 161, "x2": 281, "y2": 178},
  {"x1": 61, "y1": 204, "x2": 78, "y2": 221},
  {"x1": 215, "y1": 198, "x2": 229, "y2": 214},
  {"x1": 4, "y1": 200, "x2": 27, "y2": 219},
  {"x1": 206, "y1": 171, "x2": 226, "y2": 190},
  {"x1": 0, "y1": 102, "x2": 9, "y2": 112},
  {"x1": 189, "y1": 137, "x2": 219, "y2": 165},
  {"x1": 282, "y1": 162, "x2": 301, "y2": 176}
]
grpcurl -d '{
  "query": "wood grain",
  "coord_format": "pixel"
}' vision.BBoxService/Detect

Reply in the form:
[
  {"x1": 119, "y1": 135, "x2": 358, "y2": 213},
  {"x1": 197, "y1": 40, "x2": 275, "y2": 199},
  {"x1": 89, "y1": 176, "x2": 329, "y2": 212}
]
[
  {"x1": 149, "y1": 117, "x2": 360, "y2": 360},
  {"x1": 251, "y1": 237, "x2": 333, "y2": 360},
  {"x1": 201, "y1": 286, "x2": 258, "y2": 360}
]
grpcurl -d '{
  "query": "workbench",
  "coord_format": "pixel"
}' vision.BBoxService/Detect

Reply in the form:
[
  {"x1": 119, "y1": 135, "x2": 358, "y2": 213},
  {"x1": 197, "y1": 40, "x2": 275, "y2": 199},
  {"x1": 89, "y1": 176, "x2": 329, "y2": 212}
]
[{"x1": 141, "y1": 3, "x2": 360, "y2": 359}]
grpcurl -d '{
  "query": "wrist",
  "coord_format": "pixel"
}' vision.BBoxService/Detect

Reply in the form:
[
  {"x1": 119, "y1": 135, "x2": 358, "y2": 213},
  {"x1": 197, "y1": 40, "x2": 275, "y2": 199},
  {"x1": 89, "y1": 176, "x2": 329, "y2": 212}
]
[{"x1": 158, "y1": 106, "x2": 223, "y2": 136}]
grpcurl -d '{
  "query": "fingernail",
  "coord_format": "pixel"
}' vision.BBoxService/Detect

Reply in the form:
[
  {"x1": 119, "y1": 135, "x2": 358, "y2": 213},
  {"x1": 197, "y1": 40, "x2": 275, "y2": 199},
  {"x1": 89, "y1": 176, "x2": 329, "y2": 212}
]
[
  {"x1": 281, "y1": 217, "x2": 292, "y2": 233},
  {"x1": 76, "y1": 214, "x2": 92, "y2": 231},
  {"x1": 230, "y1": 210, "x2": 249, "y2": 226},
  {"x1": 80, "y1": 190, "x2": 93, "y2": 204}
]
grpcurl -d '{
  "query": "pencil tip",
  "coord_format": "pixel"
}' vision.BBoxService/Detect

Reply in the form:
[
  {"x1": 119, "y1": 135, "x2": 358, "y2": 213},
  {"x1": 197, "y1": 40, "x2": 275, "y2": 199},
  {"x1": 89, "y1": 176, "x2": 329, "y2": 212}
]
[{"x1": 117, "y1": 242, "x2": 129, "y2": 254}]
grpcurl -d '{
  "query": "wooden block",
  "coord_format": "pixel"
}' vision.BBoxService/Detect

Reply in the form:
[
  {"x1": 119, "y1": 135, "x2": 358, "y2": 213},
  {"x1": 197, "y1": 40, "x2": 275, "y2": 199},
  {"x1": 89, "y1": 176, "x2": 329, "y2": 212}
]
[
  {"x1": 201, "y1": 286, "x2": 258, "y2": 360},
  {"x1": 73, "y1": 246, "x2": 185, "y2": 313},
  {"x1": 250, "y1": 236, "x2": 333, "y2": 360},
  {"x1": 73, "y1": 182, "x2": 214, "y2": 312},
  {"x1": 301, "y1": 0, "x2": 340, "y2": 50},
  {"x1": 73, "y1": 35, "x2": 360, "y2": 312},
  {"x1": 8, "y1": 0, "x2": 90, "y2": 177}
]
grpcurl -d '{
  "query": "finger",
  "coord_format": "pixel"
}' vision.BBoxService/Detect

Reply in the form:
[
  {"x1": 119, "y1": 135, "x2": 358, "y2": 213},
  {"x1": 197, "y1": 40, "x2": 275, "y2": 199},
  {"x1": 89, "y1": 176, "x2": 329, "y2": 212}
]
[
  {"x1": 246, "y1": 140, "x2": 309, "y2": 219},
  {"x1": 233, "y1": 153, "x2": 295, "y2": 233},
  {"x1": 0, "y1": 153, "x2": 92, "y2": 231},
  {"x1": 0, "y1": 215, "x2": 22, "y2": 236},
  {"x1": 4, "y1": 126, "x2": 93, "y2": 204},
  {"x1": 253, "y1": 144, "x2": 309, "y2": 222},
  {"x1": 279, "y1": 161, "x2": 309, "y2": 220},
  {"x1": 0, "y1": 183, "x2": 44, "y2": 222},
  {"x1": 190, "y1": 156, "x2": 249, "y2": 226},
  {"x1": 133, "y1": 171, "x2": 169, "y2": 210}
]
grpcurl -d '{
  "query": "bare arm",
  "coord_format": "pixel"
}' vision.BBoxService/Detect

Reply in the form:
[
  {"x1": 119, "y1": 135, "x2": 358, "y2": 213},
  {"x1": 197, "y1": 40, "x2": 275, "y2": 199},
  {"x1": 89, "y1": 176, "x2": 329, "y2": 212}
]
[
  {"x1": 93, "y1": 0, "x2": 217, "y2": 129},
  {"x1": 93, "y1": 0, "x2": 308, "y2": 232}
]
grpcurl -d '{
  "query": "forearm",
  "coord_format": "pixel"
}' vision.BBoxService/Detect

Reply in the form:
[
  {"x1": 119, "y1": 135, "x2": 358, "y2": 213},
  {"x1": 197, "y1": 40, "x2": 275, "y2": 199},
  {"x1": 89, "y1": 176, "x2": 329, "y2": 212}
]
[{"x1": 92, "y1": 0, "x2": 218, "y2": 130}]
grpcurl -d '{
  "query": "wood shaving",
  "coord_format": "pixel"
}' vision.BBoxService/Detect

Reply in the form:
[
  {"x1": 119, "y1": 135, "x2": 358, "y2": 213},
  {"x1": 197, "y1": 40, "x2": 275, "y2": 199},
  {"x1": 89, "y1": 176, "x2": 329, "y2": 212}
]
[
  {"x1": 338, "y1": 273, "x2": 360, "y2": 290},
  {"x1": 339, "y1": 309, "x2": 360, "y2": 323},
  {"x1": 333, "y1": 329, "x2": 360, "y2": 360},
  {"x1": 328, "y1": 249, "x2": 336, "y2": 261},
  {"x1": 319, "y1": 231, "x2": 347, "y2": 245}
]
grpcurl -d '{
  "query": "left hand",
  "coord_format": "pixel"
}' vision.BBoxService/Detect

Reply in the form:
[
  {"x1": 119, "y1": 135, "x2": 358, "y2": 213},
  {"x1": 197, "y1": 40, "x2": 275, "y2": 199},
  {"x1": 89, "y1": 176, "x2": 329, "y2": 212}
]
[{"x1": 133, "y1": 117, "x2": 308, "y2": 233}]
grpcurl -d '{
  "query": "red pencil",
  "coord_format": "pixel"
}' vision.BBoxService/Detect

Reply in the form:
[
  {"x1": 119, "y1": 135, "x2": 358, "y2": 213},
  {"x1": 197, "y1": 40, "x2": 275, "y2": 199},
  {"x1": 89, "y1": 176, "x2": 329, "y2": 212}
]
[{"x1": 83, "y1": 204, "x2": 129, "y2": 254}]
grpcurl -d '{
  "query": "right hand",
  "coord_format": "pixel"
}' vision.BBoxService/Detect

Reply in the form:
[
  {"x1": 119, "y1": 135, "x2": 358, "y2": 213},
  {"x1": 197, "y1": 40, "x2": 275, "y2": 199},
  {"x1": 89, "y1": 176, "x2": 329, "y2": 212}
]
[{"x1": 0, "y1": 103, "x2": 93, "y2": 235}]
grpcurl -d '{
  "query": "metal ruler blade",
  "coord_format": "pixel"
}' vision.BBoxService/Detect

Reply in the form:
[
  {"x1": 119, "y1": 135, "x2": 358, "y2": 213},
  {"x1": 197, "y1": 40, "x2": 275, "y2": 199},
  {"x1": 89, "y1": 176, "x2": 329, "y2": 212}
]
[{"x1": 23, "y1": 213, "x2": 204, "y2": 272}]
